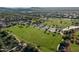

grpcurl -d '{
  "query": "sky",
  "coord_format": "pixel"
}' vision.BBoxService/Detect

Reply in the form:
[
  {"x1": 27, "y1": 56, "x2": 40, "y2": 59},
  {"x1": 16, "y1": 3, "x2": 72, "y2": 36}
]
[{"x1": 0, "y1": 0, "x2": 79, "y2": 7}]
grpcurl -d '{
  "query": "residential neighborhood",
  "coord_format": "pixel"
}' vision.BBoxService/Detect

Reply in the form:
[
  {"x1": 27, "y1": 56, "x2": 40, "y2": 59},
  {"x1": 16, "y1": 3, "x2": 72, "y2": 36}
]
[{"x1": 0, "y1": 7, "x2": 79, "y2": 52}]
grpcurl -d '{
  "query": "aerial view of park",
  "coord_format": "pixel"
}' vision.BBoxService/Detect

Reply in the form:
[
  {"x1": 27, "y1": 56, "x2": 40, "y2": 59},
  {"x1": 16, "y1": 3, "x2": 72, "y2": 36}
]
[{"x1": 0, "y1": 7, "x2": 79, "y2": 52}]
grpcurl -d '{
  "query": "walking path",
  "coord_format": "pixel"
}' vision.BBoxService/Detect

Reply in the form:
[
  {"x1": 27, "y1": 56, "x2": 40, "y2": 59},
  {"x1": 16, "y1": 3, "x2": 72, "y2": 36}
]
[{"x1": 62, "y1": 26, "x2": 79, "y2": 31}]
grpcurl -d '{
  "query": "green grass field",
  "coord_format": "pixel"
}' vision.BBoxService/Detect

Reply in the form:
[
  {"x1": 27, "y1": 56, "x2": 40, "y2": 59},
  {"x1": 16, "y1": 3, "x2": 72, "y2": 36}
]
[
  {"x1": 71, "y1": 43, "x2": 79, "y2": 52},
  {"x1": 44, "y1": 18, "x2": 72, "y2": 28},
  {"x1": 5, "y1": 25, "x2": 62, "y2": 52},
  {"x1": 71, "y1": 31, "x2": 79, "y2": 52}
]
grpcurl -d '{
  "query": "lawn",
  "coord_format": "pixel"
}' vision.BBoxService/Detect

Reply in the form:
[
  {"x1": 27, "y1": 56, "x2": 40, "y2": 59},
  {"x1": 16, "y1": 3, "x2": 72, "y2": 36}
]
[
  {"x1": 71, "y1": 43, "x2": 79, "y2": 52},
  {"x1": 5, "y1": 25, "x2": 62, "y2": 52},
  {"x1": 71, "y1": 31, "x2": 79, "y2": 52},
  {"x1": 44, "y1": 18, "x2": 72, "y2": 28}
]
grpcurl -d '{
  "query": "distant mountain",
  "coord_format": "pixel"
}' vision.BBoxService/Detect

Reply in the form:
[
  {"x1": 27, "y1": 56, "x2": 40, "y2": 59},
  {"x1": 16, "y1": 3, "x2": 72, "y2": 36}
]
[
  {"x1": 0, "y1": 7, "x2": 79, "y2": 14},
  {"x1": 0, "y1": 7, "x2": 32, "y2": 13}
]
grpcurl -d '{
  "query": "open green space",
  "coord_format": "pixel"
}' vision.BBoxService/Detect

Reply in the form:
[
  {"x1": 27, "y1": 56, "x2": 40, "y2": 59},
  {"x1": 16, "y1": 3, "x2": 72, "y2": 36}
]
[
  {"x1": 71, "y1": 43, "x2": 79, "y2": 52},
  {"x1": 44, "y1": 18, "x2": 73, "y2": 28},
  {"x1": 5, "y1": 25, "x2": 62, "y2": 52},
  {"x1": 70, "y1": 31, "x2": 79, "y2": 52}
]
